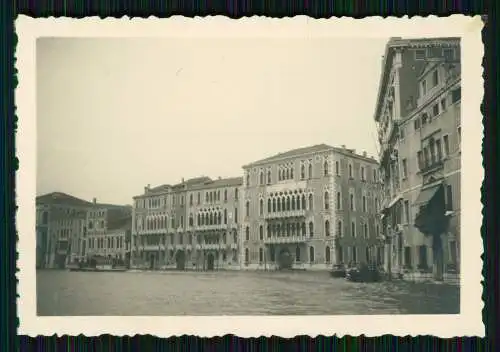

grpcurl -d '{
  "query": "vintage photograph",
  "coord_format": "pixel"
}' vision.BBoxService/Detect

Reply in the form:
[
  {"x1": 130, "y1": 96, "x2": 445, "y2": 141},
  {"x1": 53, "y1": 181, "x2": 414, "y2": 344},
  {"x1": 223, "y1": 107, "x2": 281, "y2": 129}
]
[{"x1": 17, "y1": 16, "x2": 483, "y2": 337}]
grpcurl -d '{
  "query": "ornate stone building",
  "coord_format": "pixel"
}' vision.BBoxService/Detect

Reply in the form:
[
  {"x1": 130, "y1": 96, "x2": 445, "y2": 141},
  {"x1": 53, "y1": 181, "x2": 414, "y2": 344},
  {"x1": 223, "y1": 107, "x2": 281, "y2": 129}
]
[
  {"x1": 131, "y1": 177, "x2": 243, "y2": 270},
  {"x1": 374, "y1": 37, "x2": 461, "y2": 279},
  {"x1": 241, "y1": 144, "x2": 381, "y2": 271}
]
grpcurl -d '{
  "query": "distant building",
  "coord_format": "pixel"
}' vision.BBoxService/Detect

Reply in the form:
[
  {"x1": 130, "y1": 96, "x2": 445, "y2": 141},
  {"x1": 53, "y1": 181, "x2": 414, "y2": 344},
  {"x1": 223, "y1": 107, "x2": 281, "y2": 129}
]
[
  {"x1": 131, "y1": 177, "x2": 243, "y2": 270},
  {"x1": 373, "y1": 37, "x2": 461, "y2": 279},
  {"x1": 36, "y1": 192, "x2": 131, "y2": 269},
  {"x1": 241, "y1": 144, "x2": 381, "y2": 270},
  {"x1": 85, "y1": 200, "x2": 132, "y2": 263}
]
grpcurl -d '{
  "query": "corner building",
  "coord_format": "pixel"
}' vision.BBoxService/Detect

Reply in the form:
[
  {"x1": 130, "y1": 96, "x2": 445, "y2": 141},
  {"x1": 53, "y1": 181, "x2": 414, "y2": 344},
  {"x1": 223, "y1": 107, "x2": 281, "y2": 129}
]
[
  {"x1": 241, "y1": 144, "x2": 381, "y2": 270},
  {"x1": 374, "y1": 37, "x2": 461, "y2": 278}
]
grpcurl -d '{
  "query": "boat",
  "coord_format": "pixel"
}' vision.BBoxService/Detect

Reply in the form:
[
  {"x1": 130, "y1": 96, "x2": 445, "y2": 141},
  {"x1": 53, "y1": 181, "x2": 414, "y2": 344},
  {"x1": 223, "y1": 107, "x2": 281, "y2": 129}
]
[
  {"x1": 68, "y1": 255, "x2": 128, "y2": 272},
  {"x1": 346, "y1": 263, "x2": 383, "y2": 283},
  {"x1": 329, "y1": 264, "x2": 346, "y2": 278}
]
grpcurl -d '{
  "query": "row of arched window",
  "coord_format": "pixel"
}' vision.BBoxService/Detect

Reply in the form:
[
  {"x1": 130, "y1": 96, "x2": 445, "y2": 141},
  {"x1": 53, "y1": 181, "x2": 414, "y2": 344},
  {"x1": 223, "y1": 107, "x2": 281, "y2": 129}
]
[{"x1": 244, "y1": 220, "x2": 332, "y2": 240}]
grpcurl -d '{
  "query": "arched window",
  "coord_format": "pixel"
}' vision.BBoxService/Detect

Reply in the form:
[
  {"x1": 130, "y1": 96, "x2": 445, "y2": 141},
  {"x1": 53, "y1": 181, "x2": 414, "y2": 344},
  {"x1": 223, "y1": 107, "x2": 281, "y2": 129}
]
[
  {"x1": 336, "y1": 192, "x2": 341, "y2": 210},
  {"x1": 189, "y1": 215, "x2": 193, "y2": 226},
  {"x1": 286, "y1": 196, "x2": 291, "y2": 211},
  {"x1": 364, "y1": 223, "x2": 369, "y2": 239},
  {"x1": 272, "y1": 198, "x2": 277, "y2": 212},
  {"x1": 291, "y1": 195, "x2": 296, "y2": 210},
  {"x1": 308, "y1": 164, "x2": 313, "y2": 179},
  {"x1": 259, "y1": 199, "x2": 264, "y2": 216},
  {"x1": 337, "y1": 220, "x2": 342, "y2": 237},
  {"x1": 295, "y1": 246, "x2": 301, "y2": 262},
  {"x1": 362, "y1": 196, "x2": 367, "y2": 212},
  {"x1": 267, "y1": 199, "x2": 271, "y2": 213},
  {"x1": 259, "y1": 225, "x2": 264, "y2": 240},
  {"x1": 302, "y1": 222, "x2": 306, "y2": 236},
  {"x1": 246, "y1": 173, "x2": 250, "y2": 186},
  {"x1": 189, "y1": 194, "x2": 193, "y2": 206},
  {"x1": 267, "y1": 170, "x2": 271, "y2": 184},
  {"x1": 224, "y1": 189, "x2": 227, "y2": 202},
  {"x1": 277, "y1": 198, "x2": 281, "y2": 212},
  {"x1": 209, "y1": 193, "x2": 213, "y2": 203},
  {"x1": 205, "y1": 213, "x2": 209, "y2": 225},
  {"x1": 278, "y1": 169, "x2": 282, "y2": 181},
  {"x1": 309, "y1": 194, "x2": 314, "y2": 210},
  {"x1": 309, "y1": 221, "x2": 314, "y2": 237},
  {"x1": 301, "y1": 194, "x2": 306, "y2": 209},
  {"x1": 217, "y1": 190, "x2": 221, "y2": 201},
  {"x1": 276, "y1": 224, "x2": 281, "y2": 237},
  {"x1": 260, "y1": 172, "x2": 264, "y2": 185},
  {"x1": 259, "y1": 248, "x2": 264, "y2": 263},
  {"x1": 270, "y1": 246, "x2": 275, "y2": 261},
  {"x1": 245, "y1": 248, "x2": 249, "y2": 263},
  {"x1": 324, "y1": 161, "x2": 329, "y2": 176},
  {"x1": 291, "y1": 223, "x2": 296, "y2": 236},
  {"x1": 325, "y1": 220, "x2": 330, "y2": 236},
  {"x1": 246, "y1": 201, "x2": 250, "y2": 217},
  {"x1": 205, "y1": 193, "x2": 209, "y2": 203},
  {"x1": 290, "y1": 167, "x2": 294, "y2": 179},
  {"x1": 281, "y1": 197, "x2": 286, "y2": 211},
  {"x1": 224, "y1": 209, "x2": 227, "y2": 224},
  {"x1": 267, "y1": 225, "x2": 271, "y2": 238},
  {"x1": 218, "y1": 212, "x2": 222, "y2": 225},
  {"x1": 235, "y1": 188, "x2": 239, "y2": 200},
  {"x1": 335, "y1": 161, "x2": 340, "y2": 175},
  {"x1": 309, "y1": 246, "x2": 315, "y2": 263},
  {"x1": 351, "y1": 221, "x2": 356, "y2": 237},
  {"x1": 324, "y1": 191, "x2": 329, "y2": 210},
  {"x1": 245, "y1": 226, "x2": 250, "y2": 241},
  {"x1": 325, "y1": 246, "x2": 331, "y2": 263},
  {"x1": 349, "y1": 164, "x2": 353, "y2": 178},
  {"x1": 209, "y1": 213, "x2": 214, "y2": 225},
  {"x1": 301, "y1": 165, "x2": 306, "y2": 179},
  {"x1": 285, "y1": 169, "x2": 290, "y2": 180},
  {"x1": 286, "y1": 223, "x2": 291, "y2": 236}
]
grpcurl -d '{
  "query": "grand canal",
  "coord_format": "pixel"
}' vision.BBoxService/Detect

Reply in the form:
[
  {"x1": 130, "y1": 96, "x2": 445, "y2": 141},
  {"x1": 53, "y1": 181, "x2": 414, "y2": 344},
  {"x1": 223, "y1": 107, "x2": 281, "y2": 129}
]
[{"x1": 37, "y1": 270, "x2": 459, "y2": 316}]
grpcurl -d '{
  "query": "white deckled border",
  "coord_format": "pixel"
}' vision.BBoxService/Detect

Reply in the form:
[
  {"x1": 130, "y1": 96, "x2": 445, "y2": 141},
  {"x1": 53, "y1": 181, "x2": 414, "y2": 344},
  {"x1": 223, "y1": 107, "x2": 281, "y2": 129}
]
[{"x1": 15, "y1": 15, "x2": 484, "y2": 337}]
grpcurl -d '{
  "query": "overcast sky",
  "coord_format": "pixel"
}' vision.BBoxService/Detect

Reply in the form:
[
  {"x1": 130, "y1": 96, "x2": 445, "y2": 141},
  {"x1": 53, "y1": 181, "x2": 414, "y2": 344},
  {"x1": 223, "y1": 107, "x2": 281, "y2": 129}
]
[{"x1": 37, "y1": 36, "x2": 389, "y2": 205}]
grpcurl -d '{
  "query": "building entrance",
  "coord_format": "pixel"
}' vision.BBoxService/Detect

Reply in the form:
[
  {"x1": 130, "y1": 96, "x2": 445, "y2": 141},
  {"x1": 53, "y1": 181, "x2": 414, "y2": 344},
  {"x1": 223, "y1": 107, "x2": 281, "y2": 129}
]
[
  {"x1": 207, "y1": 253, "x2": 215, "y2": 271},
  {"x1": 176, "y1": 250, "x2": 186, "y2": 270}
]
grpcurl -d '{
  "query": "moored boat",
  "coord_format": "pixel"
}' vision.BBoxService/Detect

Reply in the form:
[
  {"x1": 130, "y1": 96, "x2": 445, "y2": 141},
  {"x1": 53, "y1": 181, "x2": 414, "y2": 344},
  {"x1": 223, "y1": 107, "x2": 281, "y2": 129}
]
[
  {"x1": 329, "y1": 264, "x2": 346, "y2": 278},
  {"x1": 346, "y1": 263, "x2": 383, "y2": 283}
]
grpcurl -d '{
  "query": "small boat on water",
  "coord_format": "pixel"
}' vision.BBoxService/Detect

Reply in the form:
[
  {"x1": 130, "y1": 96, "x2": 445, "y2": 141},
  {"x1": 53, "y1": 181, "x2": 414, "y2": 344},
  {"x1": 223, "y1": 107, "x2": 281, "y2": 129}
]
[
  {"x1": 329, "y1": 264, "x2": 346, "y2": 278},
  {"x1": 68, "y1": 255, "x2": 128, "y2": 273},
  {"x1": 346, "y1": 263, "x2": 383, "y2": 283}
]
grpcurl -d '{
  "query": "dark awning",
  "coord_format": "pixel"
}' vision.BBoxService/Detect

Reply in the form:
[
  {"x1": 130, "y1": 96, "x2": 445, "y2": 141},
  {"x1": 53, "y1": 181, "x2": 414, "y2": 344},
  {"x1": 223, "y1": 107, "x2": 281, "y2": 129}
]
[{"x1": 414, "y1": 183, "x2": 443, "y2": 206}]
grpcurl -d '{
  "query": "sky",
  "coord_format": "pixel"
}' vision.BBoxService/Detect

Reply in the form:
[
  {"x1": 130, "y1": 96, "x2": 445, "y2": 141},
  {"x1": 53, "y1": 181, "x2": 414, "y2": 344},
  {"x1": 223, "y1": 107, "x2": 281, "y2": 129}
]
[{"x1": 37, "y1": 36, "x2": 389, "y2": 205}]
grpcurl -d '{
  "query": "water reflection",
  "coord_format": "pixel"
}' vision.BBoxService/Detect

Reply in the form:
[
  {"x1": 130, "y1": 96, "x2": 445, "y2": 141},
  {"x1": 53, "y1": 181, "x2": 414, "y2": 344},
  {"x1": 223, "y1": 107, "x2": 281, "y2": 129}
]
[{"x1": 37, "y1": 270, "x2": 459, "y2": 316}]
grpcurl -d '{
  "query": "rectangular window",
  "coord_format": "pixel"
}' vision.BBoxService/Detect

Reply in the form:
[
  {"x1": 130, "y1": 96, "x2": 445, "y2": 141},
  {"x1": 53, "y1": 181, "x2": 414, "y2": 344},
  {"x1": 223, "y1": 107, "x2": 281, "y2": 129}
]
[
  {"x1": 335, "y1": 161, "x2": 340, "y2": 176},
  {"x1": 362, "y1": 196, "x2": 367, "y2": 212},
  {"x1": 361, "y1": 167, "x2": 365, "y2": 181},
  {"x1": 404, "y1": 200, "x2": 410, "y2": 223},
  {"x1": 432, "y1": 70, "x2": 439, "y2": 87},
  {"x1": 446, "y1": 185, "x2": 453, "y2": 211},
  {"x1": 436, "y1": 139, "x2": 442, "y2": 160},
  {"x1": 417, "y1": 151, "x2": 423, "y2": 170},
  {"x1": 351, "y1": 221, "x2": 356, "y2": 238},
  {"x1": 415, "y1": 49, "x2": 426, "y2": 60},
  {"x1": 440, "y1": 98, "x2": 447, "y2": 112},
  {"x1": 336, "y1": 192, "x2": 342, "y2": 210},
  {"x1": 352, "y1": 246, "x2": 358, "y2": 263},
  {"x1": 414, "y1": 118, "x2": 420, "y2": 131},
  {"x1": 451, "y1": 88, "x2": 461, "y2": 103},
  {"x1": 234, "y1": 208, "x2": 238, "y2": 223},
  {"x1": 457, "y1": 127, "x2": 461, "y2": 148},
  {"x1": 373, "y1": 169, "x2": 378, "y2": 182},
  {"x1": 432, "y1": 104, "x2": 440, "y2": 117},
  {"x1": 421, "y1": 80, "x2": 427, "y2": 96},
  {"x1": 402, "y1": 159, "x2": 408, "y2": 178},
  {"x1": 349, "y1": 192, "x2": 355, "y2": 211},
  {"x1": 443, "y1": 135, "x2": 450, "y2": 156}
]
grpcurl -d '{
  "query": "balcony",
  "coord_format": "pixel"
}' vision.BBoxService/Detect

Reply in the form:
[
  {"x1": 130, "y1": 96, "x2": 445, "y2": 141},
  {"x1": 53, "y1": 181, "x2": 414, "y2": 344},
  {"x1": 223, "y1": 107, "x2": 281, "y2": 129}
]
[
  {"x1": 419, "y1": 159, "x2": 444, "y2": 176},
  {"x1": 263, "y1": 235, "x2": 309, "y2": 245},
  {"x1": 264, "y1": 209, "x2": 306, "y2": 220},
  {"x1": 139, "y1": 244, "x2": 164, "y2": 251},
  {"x1": 194, "y1": 223, "x2": 236, "y2": 231}
]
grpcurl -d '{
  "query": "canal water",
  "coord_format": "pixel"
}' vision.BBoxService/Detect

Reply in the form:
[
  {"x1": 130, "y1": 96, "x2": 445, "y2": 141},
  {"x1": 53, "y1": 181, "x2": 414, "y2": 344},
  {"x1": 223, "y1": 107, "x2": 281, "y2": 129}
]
[{"x1": 36, "y1": 270, "x2": 459, "y2": 316}]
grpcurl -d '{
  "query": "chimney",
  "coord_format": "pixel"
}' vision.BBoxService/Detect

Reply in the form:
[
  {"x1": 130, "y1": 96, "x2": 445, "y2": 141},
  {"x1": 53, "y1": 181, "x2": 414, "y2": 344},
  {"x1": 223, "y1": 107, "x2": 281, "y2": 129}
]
[
  {"x1": 181, "y1": 178, "x2": 185, "y2": 183},
  {"x1": 363, "y1": 151, "x2": 367, "y2": 157},
  {"x1": 341, "y1": 144, "x2": 346, "y2": 149},
  {"x1": 92, "y1": 197, "x2": 96, "y2": 204},
  {"x1": 218, "y1": 176, "x2": 222, "y2": 180}
]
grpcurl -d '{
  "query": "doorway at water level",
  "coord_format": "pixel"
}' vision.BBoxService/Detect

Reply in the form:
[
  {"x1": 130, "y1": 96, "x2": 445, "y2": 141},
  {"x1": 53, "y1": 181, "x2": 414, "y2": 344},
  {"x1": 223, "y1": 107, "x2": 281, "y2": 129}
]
[{"x1": 207, "y1": 253, "x2": 215, "y2": 271}]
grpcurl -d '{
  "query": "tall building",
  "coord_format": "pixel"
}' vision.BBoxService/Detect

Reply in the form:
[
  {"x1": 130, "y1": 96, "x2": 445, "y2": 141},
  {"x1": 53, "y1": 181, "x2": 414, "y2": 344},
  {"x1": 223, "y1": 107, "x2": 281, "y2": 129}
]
[
  {"x1": 241, "y1": 144, "x2": 381, "y2": 270},
  {"x1": 131, "y1": 177, "x2": 243, "y2": 270},
  {"x1": 373, "y1": 37, "x2": 461, "y2": 279}
]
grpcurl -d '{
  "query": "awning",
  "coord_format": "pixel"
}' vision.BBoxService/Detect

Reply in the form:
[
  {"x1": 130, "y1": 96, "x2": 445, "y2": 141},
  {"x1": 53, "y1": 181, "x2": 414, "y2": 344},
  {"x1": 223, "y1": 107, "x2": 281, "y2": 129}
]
[{"x1": 414, "y1": 183, "x2": 443, "y2": 206}]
